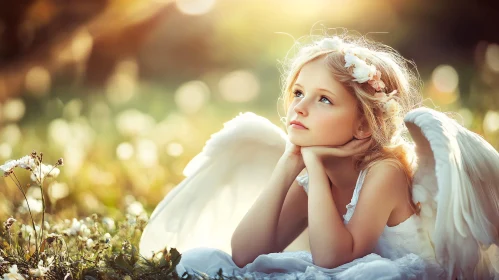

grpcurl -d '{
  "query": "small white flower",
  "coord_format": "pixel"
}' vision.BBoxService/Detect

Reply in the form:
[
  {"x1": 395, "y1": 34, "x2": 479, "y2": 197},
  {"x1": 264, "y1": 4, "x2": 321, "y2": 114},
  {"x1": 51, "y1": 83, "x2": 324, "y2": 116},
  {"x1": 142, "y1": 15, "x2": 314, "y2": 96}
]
[
  {"x1": 30, "y1": 164, "x2": 60, "y2": 183},
  {"x1": 18, "y1": 197, "x2": 43, "y2": 214},
  {"x1": 349, "y1": 46, "x2": 371, "y2": 60},
  {"x1": 3, "y1": 264, "x2": 26, "y2": 280},
  {"x1": 16, "y1": 155, "x2": 37, "y2": 170},
  {"x1": 0, "y1": 160, "x2": 18, "y2": 175},
  {"x1": 103, "y1": 233, "x2": 111, "y2": 243},
  {"x1": 64, "y1": 218, "x2": 81, "y2": 236},
  {"x1": 29, "y1": 260, "x2": 50, "y2": 277},
  {"x1": 351, "y1": 60, "x2": 376, "y2": 83},
  {"x1": 86, "y1": 238, "x2": 94, "y2": 249},
  {"x1": 318, "y1": 36, "x2": 344, "y2": 51},
  {"x1": 127, "y1": 201, "x2": 145, "y2": 216},
  {"x1": 384, "y1": 99, "x2": 400, "y2": 116},
  {"x1": 344, "y1": 52, "x2": 362, "y2": 68},
  {"x1": 102, "y1": 217, "x2": 115, "y2": 231},
  {"x1": 77, "y1": 223, "x2": 91, "y2": 238}
]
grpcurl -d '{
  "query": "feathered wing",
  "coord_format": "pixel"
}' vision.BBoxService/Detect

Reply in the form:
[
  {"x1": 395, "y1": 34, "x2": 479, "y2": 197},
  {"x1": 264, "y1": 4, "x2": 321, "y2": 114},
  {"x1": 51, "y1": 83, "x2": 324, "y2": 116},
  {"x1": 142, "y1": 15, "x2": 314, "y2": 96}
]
[
  {"x1": 139, "y1": 112, "x2": 309, "y2": 258},
  {"x1": 404, "y1": 107, "x2": 499, "y2": 279}
]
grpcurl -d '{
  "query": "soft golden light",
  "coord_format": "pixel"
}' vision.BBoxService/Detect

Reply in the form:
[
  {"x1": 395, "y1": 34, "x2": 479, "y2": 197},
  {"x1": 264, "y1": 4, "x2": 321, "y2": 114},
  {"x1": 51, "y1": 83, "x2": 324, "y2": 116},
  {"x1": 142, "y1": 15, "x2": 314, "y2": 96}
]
[
  {"x1": 25, "y1": 66, "x2": 51, "y2": 96},
  {"x1": 432, "y1": 65, "x2": 459, "y2": 93},
  {"x1": 117, "y1": 142, "x2": 135, "y2": 160},
  {"x1": 485, "y1": 43, "x2": 499, "y2": 72},
  {"x1": 175, "y1": 0, "x2": 216, "y2": 15},
  {"x1": 219, "y1": 70, "x2": 260, "y2": 103},
  {"x1": 174, "y1": 80, "x2": 210, "y2": 114},
  {"x1": 483, "y1": 110, "x2": 499, "y2": 134},
  {"x1": 2, "y1": 98, "x2": 26, "y2": 122}
]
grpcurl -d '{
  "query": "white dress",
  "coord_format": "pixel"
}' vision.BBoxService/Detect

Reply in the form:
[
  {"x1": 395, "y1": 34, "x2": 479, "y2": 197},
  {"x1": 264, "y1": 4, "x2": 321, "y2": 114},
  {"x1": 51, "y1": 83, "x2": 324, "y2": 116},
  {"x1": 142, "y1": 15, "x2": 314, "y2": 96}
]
[{"x1": 175, "y1": 169, "x2": 446, "y2": 279}]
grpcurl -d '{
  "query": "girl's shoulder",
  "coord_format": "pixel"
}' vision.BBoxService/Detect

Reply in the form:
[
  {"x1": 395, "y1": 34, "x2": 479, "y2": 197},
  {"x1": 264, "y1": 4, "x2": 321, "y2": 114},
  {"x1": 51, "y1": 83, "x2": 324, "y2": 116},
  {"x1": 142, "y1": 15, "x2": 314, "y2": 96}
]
[{"x1": 361, "y1": 160, "x2": 410, "y2": 200}]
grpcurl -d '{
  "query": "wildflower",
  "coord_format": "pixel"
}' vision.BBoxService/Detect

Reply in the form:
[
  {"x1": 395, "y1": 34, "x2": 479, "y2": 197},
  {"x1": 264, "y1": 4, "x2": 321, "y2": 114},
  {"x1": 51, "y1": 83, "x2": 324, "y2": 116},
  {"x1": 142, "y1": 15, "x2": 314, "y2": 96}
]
[
  {"x1": 4, "y1": 217, "x2": 16, "y2": 231},
  {"x1": 30, "y1": 163, "x2": 60, "y2": 183},
  {"x1": 127, "y1": 201, "x2": 145, "y2": 216},
  {"x1": 2, "y1": 264, "x2": 26, "y2": 280},
  {"x1": 18, "y1": 197, "x2": 43, "y2": 214},
  {"x1": 29, "y1": 260, "x2": 49, "y2": 277},
  {"x1": 103, "y1": 232, "x2": 111, "y2": 243},
  {"x1": 86, "y1": 238, "x2": 94, "y2": 249},
  {"x1": 102, "y1": 217, "x2": 115, "y2": 231}
]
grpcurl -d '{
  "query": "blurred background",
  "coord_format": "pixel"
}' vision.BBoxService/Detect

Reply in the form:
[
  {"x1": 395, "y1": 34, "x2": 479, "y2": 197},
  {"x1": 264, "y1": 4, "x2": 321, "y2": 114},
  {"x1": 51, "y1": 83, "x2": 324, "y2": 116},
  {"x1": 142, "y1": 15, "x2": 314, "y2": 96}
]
[{"x1": 0, "y1": 0, "x2": 498, "y2": 221}]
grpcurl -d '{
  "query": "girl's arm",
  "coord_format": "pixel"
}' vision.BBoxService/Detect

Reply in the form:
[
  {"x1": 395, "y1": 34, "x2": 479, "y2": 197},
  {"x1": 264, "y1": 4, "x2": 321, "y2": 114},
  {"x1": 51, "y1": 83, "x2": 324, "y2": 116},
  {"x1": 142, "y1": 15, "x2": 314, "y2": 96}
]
[
  {"x1": 306, "y1": 157, "x2": 405, "y2": 268},
  {"x1": 231, "y1": 153, "x2": 306, "y2": 267}
]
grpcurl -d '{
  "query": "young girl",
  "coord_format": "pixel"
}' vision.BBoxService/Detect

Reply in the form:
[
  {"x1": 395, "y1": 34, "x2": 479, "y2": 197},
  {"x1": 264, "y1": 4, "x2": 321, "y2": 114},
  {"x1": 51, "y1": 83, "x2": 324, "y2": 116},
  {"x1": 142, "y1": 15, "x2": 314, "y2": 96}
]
[{"x1": 140, "y1": 32, "x2": 499, "y2": 279}]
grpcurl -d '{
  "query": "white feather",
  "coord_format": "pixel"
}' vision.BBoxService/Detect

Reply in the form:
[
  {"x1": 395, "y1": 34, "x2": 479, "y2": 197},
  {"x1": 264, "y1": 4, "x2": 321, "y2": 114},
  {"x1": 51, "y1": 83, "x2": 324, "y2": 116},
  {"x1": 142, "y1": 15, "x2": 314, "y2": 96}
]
[
  {"x1": 405, "y1": 107, "x2": 499, "y2": 279},
  {"x1": 139, "y1": 112, "x2": 310, "y2": 258}
]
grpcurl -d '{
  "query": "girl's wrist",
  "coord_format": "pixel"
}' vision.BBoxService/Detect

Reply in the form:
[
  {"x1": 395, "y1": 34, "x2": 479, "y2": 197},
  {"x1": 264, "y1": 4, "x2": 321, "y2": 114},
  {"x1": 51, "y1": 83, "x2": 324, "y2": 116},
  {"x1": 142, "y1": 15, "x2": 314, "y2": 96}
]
[{"x1": 279, "y1": 153, "x2": 305, "y2": 174}]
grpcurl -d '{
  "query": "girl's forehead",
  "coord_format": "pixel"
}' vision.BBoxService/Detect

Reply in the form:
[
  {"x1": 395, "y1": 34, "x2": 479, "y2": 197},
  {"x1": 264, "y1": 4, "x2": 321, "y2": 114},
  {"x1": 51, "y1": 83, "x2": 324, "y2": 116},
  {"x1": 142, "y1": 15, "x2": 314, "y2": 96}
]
[{"x1": 295, "y1": 58, "x2": 350, "y2": 97}]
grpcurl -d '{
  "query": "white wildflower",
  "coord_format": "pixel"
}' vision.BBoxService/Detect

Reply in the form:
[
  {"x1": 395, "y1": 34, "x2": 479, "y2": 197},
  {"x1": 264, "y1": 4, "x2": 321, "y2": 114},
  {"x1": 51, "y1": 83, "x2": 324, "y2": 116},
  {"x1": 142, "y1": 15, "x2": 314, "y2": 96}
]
[
  {"x1": 2, "y1": 264, "x2": 26, "y2": 280},
  {"x1": 102, "y1": 217, "x2": 115, "y2": 231},
  {"x1": 16, "y1": 155, "x2": 37, "y2": 170},
  {"x1": 127, "y1": 201, "x2": 145, "y2": 216},
  {"x1": 29, "y1": 260, "x2": 50, "y2": 277},
  {"x1": 80, "y1": 223, "x2": 91, "y2": 237},
  {"x1": 351, "y1": 60, "x2": 376, "y2": 83},
  {"x1": 0, "y1": 160, "x2": 17, "y2": 175},
  {"x1": 18, "y1": 197, "x2": 43, "y2": 214},
  {"x1": 384, "y1": 99, "x2": 400, "y2": 116},
  {"x1": 64, "y1": 218, "x2": 81, "y2": 236},
  {"x1": 349, "y1": 46, "x2": 371, "y2": 60},
  {"x1": 318, "y1": 36, "x2": 344, "y2": 51},
  {"x1": 30, "y1": 164, "x2": 60, "y2": 183},
  {"x1": 103, "y1": 232, "x2": 111, "y2": 243},
  {"x1": 344, "y1": 52, "x2": 362, "y2": 68},
  {"x1": 86, "y1": 238, "x2": 94, "y2": 249}
]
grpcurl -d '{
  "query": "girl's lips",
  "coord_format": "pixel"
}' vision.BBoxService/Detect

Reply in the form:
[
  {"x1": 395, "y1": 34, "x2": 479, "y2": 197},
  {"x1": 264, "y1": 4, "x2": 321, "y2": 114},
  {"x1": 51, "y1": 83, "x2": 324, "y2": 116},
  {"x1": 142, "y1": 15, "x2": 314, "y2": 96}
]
[
  {"x1": 289, "y1": 120, "x2": 308, "y2": 129},
  {"x1": 290, "y1": 124, "x2": 307, "y2": 130}
]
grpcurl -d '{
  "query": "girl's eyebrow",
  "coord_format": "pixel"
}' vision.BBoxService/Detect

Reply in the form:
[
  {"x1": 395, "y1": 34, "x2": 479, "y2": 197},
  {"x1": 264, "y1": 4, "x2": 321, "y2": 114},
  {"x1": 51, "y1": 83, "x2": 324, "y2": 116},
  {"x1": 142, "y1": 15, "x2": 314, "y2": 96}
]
[{"x1": 294, "y1": 83, "x2": 336, "y2": 97}]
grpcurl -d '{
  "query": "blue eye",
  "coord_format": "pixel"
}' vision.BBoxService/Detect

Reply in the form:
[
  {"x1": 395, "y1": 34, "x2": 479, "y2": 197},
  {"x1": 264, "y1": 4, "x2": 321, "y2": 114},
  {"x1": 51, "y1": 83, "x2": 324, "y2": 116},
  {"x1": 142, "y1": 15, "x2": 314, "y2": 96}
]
[
  {"x1": 320, "y1": 96, "x2": 332, "y2": 104},
  {"x1": 293, "y1": 90, "x2": 304, "y2": 98}
]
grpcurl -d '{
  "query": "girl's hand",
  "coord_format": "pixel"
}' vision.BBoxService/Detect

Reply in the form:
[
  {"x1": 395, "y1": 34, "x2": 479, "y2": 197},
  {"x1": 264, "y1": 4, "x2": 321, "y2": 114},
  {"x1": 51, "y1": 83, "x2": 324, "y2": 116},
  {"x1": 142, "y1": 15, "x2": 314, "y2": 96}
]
[
  {"x1": 282, "y1": 140, "x2": 305, "y2": 171},
  {"x1": 301, "y1": 138, "x2": 372, "y2": 163}
]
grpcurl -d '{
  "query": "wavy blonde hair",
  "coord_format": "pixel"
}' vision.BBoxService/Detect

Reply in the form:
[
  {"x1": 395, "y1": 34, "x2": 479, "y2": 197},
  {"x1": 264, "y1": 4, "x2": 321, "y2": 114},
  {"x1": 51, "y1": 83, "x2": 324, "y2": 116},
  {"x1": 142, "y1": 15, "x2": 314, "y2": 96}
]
[{"x1": 279, "y1": 32, "x2": 423, "y2": 211}]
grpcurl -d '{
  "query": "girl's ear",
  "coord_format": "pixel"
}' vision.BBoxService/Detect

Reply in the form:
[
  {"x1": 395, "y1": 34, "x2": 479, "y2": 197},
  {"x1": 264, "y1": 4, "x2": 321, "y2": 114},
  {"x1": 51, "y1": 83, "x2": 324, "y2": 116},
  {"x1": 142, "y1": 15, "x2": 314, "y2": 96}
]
[{"x1": 353, "y1": 119, "x2": 372, "y2": 140}]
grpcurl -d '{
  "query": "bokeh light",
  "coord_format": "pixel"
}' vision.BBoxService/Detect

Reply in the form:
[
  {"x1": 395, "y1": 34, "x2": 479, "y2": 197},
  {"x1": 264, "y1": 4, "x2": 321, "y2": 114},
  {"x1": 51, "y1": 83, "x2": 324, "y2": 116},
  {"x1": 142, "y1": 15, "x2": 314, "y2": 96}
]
[
  {"x1": 167, "y1": 142, "x2": 184, "y2": 157},
  {"x1": 106, "y1": 59, "x2": 139, "y2": 105},
  {"x1": 117, "y1": 142, "x2": 135, "y2": 160},
  {"x1": 432, "y1": 65, "x2": 459, "y2": 93},
  {"x1": 2, "y1": 98, "x2": 25, "y2": 122},
  {"x1": 25, "y1": 66, "x2": 51, "y2": 96},
  {"x1": 485, "y1": 43, "x2": 499, "y2": 73},
  {"x1": 483, "y1": 111, "x2": 499, "y2": 135},
  {"x1": 175, "y1": 0, "x2": 216, "y2": 15},
  {"x1": 219, "y1": 70, "x2": 260, "y2": 103},
  {"x1": 174, "y1": 80, "x2": 210, "y2": 114}
]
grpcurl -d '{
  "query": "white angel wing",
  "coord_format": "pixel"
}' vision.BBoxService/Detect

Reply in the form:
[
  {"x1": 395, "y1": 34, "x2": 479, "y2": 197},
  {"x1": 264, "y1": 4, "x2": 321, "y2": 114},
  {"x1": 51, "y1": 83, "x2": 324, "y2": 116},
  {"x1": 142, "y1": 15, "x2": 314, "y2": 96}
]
[
  {"x1": 404, "y1": 107, "x2": 499, "y2": 279},
  {"x1": 139, "y1": 112, "x2": 309, "y2": 258}
]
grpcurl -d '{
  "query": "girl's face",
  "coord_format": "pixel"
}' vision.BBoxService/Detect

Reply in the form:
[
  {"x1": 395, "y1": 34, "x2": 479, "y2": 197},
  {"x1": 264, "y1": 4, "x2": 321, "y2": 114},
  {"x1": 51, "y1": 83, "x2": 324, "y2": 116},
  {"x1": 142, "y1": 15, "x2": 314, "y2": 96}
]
[{"x1": 286, "y1": 57, "x2": 361, "y2": 147}]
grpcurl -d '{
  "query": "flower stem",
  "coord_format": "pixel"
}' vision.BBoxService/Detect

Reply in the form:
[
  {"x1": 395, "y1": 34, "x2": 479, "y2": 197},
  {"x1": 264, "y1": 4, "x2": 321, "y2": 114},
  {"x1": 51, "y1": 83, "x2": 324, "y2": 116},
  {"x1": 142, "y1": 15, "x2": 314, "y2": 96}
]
[{"x1": 10, "y1": 173, "x2": 39, "y2": 257}]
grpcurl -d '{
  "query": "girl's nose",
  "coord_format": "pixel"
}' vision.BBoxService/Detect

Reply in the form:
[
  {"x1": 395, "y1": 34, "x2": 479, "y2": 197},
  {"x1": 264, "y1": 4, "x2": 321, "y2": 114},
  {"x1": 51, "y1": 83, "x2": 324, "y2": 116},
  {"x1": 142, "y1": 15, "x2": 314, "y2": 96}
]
[{"x1": 293, "y1": 99, "x2": 308, "y2": 116}]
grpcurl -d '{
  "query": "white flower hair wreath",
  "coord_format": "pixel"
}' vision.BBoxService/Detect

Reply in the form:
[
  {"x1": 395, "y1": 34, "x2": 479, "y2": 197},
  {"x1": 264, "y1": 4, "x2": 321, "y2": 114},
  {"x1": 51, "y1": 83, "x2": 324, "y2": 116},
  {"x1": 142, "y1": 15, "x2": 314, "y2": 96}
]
[{"x1": 317, "y1": 37, "x2": 399, "y2": 116}]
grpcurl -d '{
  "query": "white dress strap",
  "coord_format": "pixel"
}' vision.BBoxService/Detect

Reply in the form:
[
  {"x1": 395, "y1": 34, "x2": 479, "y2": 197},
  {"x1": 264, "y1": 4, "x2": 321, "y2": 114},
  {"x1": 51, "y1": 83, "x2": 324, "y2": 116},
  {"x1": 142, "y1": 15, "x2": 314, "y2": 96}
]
[{"x1": 296, "y1": 169, "x2": 368, "y2": 223}]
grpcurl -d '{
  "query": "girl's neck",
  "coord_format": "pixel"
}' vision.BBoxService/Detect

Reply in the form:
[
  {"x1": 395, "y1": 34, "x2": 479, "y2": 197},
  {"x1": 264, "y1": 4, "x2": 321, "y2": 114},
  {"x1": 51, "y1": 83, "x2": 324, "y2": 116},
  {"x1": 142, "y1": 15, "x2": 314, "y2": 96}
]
[{"x1": 321, "y1": 157, "x2": 360, "y2": 192}]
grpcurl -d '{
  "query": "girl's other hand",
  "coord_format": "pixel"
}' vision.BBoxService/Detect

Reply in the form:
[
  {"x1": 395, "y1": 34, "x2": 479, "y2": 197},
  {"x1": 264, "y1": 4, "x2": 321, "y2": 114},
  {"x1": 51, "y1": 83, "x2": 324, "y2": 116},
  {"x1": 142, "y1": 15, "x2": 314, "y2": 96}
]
[
  {"x1": 283, "y1": 140, "x2": 305, "y2": 172},
  {"x1": 301, "y1": 137, "x2": 372, "y2": 163}
]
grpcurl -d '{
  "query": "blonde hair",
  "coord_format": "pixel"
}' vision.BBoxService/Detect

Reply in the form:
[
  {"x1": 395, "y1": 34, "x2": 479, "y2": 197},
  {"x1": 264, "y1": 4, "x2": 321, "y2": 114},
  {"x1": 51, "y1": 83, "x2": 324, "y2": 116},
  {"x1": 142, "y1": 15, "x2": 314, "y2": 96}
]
[{"x1": 279, "y1": 31, "x2": 423, "y2": 211}]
